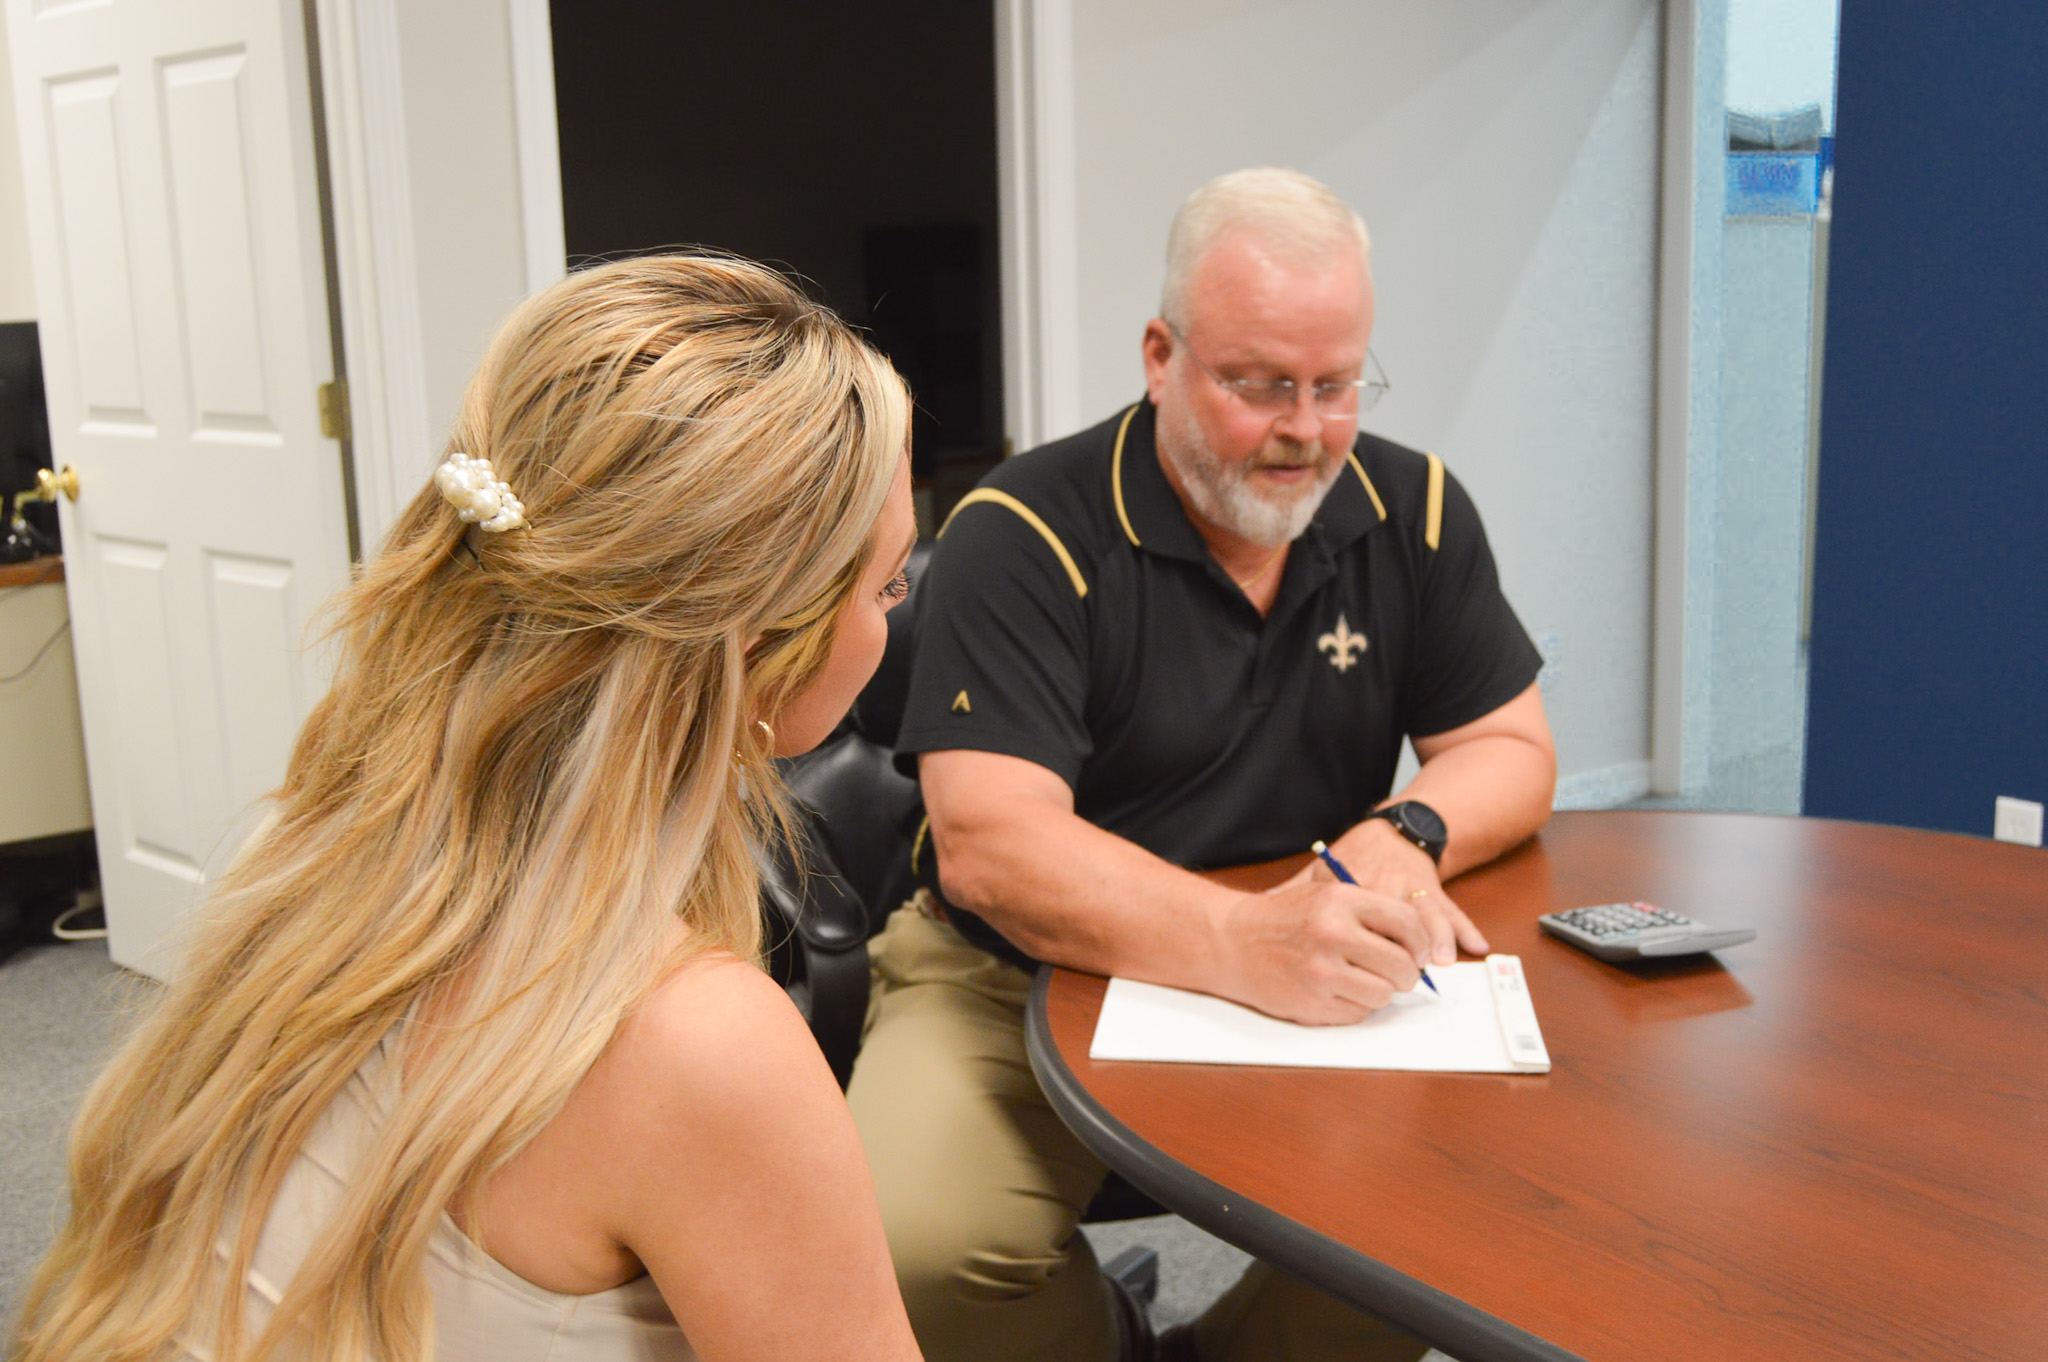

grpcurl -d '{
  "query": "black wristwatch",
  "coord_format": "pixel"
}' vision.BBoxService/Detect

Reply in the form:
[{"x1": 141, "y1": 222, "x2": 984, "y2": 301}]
[{"x1": 1365, "y1": 801, "x2": 1448, "y2": 864}]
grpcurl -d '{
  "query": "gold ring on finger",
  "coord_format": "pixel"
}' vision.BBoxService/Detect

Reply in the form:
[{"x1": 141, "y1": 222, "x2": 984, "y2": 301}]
[{"x1": 1408, "y1": 889, "x2": 1430, "y2": 900}]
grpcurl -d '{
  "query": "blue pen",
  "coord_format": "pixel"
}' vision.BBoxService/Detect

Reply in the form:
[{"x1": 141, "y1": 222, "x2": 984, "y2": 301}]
[{"x1": 1311, "y1": 840, "x2": 1440, "y2": 995}]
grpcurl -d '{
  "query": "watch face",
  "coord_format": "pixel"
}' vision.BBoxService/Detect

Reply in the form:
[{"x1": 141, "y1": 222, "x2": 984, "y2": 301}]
[{"x1": 1398, "y1": 802, "x2": 1447, "y2": 846}]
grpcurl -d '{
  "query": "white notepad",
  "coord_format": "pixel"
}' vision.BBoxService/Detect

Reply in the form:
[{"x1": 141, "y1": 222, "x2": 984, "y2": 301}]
[{"x1": 1088, "y1": 954, "x2": 1550, "y2": 1074}]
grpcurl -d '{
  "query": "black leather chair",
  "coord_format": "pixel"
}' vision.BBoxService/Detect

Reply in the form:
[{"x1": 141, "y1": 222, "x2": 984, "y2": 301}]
[{"x1": 758, "y1": 540, "x2": 1166, "y2": 1241}]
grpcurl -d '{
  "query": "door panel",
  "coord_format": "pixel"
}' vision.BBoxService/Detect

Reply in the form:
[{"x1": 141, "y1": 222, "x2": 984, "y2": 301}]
[
  {"x1": 7, "y1": 0, "x2": 353, "y2": 975},
  {"x1": 204, "y1": 551, "x2": 299, "y2": 809},
  {"x1": 160, "y1": 46, "x2": 276, "y2": 440},
  {"x1": 94, "y1": 535, "x2": 201, "y2": 876},
  {"x1": 45, "y1": 70, "x2": 149, "y2": 426}
]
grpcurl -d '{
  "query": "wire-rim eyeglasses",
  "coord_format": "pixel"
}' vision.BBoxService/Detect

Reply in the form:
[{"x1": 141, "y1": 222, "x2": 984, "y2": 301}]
[{"x1": 1167, "y1": 322, "x2": 1389, "y2": 417}]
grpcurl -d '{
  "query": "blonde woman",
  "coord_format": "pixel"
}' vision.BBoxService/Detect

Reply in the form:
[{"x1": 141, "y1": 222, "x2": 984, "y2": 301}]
[{"x1": 11, "y1": 256, "x2": 924, "y2": 1362}]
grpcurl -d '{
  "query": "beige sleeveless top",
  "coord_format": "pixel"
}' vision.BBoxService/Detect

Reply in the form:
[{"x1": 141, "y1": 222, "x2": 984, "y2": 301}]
[{"x1": 177, "y1": 1032, "x2": 695, "y2": 1361}]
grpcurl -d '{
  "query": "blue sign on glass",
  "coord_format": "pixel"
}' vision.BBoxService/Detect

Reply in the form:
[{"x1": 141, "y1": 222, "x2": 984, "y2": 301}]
[{"x1": 1727, "y1": 152, "x2": 1821, "y2": 216}]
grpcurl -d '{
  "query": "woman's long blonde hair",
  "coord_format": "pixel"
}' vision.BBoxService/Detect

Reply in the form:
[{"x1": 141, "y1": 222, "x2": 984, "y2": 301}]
[{"x1": 10, "y1": 255, "x2": 909, "y2": 1362}]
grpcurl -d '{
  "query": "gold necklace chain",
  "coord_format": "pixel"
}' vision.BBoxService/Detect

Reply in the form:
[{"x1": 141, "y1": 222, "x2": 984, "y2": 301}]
[{"x1": 1228, "y1": 546, "x2": 1287, "y2": 593}]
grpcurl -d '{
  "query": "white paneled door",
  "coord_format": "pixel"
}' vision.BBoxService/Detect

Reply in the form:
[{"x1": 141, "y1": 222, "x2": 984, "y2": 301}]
[{"x1": 6, "y1": 0, "x2": 353, "y2": 977}]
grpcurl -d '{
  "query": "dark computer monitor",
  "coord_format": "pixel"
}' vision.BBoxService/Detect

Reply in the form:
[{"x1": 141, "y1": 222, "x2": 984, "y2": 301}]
[{"x1": 0, "y1": 323, "x2": 58, "y2": 555}]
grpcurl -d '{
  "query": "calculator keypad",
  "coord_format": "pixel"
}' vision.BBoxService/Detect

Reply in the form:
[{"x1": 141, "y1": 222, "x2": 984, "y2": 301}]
[
  {"x1": 1552, "y1": 902, "x2": 1695, "y2": 938},
  {"x1": 1541, "y1": 901, "x2": 1754, "y2": 961}
]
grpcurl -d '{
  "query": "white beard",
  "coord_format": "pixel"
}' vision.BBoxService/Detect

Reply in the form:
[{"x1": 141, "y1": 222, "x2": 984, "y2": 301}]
[{"x1": 1158, "y1": 401, "x2": 1343, "y2": 549}]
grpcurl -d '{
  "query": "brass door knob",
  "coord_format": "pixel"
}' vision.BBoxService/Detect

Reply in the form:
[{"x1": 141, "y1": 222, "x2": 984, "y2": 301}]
[{"x1": 37, "y1": 466, "x2": 78, "y2": 501}]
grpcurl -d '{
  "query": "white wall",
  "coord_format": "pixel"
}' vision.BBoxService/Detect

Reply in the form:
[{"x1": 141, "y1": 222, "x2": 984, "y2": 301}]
[
  {"x1": 0, "y1": 15, "x2": 35, "y2": 322},
  {"x1": 392, "y1": 0, "x2": 530, "y2": 456},
  {"x1": 1066, "y1": 0, "x2": 1661, "y2": 802}
]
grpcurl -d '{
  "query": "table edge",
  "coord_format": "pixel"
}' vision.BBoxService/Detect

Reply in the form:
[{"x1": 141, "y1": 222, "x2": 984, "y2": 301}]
[
  {"x1": 0, "y1": 555, "x2": 63, "y2": 590},
  {"x1": 1025, "y1": 969, "x2": 1585, "y2": 1362}
]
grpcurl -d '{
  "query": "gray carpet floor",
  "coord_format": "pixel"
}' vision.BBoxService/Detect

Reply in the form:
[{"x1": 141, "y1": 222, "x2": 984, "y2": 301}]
[
  {"x1": 1, "y1": 937, "x2": 145, "y2": 1326},
  {"x1": 0, "y1": 939, "x2": 1332, "y2": 1345}
]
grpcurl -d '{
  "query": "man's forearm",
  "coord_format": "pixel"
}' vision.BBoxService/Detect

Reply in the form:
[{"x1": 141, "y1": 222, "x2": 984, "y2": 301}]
[
  {"x1": 929, "y1": 795, "x2": 1241, "y2": 989},
  {"x1": 1394, "y1": 731, "x2": 1554, "y2": 878},
  {"x1": 920, "y1": 749, "x2": 1441, "y2": 1022}
]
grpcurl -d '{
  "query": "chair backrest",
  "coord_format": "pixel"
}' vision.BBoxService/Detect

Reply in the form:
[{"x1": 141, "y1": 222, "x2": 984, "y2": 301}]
[{"x1": 780, "y1": 733, "x2": 921, "y2": 937}]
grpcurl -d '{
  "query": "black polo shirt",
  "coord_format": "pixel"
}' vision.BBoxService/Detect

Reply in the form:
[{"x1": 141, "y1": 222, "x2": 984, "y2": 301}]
[{"x1": 897, "y1": 400, "x2": 1540, "y2": 963}]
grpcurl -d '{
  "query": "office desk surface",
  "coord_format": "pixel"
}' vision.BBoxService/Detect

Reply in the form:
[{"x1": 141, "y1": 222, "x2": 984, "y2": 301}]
[{"x1": 1027, "y1": 811, "x2": 2048, "y2": 1361}]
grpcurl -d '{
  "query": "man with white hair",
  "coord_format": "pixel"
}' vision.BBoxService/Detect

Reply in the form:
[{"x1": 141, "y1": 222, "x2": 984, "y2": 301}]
[{"x1": 849, "y1": 168, "x2": 1557, "y2": 1361}]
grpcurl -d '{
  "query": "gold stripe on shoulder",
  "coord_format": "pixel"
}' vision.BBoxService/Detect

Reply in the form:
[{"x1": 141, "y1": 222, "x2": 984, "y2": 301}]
[
  {"x1": 1346, "y1": 451, "x2": 1388, "y2": 521},
  {"x1": 938, "y1": 488, "x2": 1089, "y2": 598},
  {"x1": 1424, "y1": 452, "x2": 1445, "y2": 550},
  {"x1": 1110, "y1": 403, "x2": 1143, "y2": 546}
]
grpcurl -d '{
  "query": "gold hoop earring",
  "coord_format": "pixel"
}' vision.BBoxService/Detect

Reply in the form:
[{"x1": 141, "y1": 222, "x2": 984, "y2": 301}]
[{"x1": 756, "y1": 719, "x2": 774, "y2": 747}]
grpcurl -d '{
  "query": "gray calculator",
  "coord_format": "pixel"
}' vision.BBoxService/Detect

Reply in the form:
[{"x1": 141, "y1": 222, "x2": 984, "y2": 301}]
[{"x1": 1539, "y1": 901, "x2": 1756, "y2": 962}]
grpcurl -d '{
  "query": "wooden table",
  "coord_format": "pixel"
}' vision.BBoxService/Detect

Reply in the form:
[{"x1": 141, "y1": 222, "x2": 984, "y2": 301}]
[
  {"x1": 1026, "y1": 811, "x2": 2048, "y2": 1361},
  {"x1": 0, "y1": 554, "x2": 64, "y2": 589}
]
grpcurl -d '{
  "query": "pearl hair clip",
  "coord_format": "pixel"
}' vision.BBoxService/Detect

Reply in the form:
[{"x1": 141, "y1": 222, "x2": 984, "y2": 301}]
[{"x1": 435, "y1": 451, "x2": 528, "y2": 533}]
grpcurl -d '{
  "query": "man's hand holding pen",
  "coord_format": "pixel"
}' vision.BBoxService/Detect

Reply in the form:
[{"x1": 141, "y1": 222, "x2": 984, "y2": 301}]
[
  {"x1": 1208, "y1": 873, "x2": 1431, "y2": 1025},
  {"x1": 1283, "y1": 816, "x2": 1491, "y2": 967}
]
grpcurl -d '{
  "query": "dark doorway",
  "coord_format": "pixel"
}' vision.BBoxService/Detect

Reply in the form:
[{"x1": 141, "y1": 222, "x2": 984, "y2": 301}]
[{"x1": 550, "y1": 2, "x2": 1005, "y2": 531}]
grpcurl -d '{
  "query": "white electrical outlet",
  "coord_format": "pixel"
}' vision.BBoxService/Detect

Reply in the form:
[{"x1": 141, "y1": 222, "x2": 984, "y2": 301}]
[{"x1": 1993, "y1": 796, "x2": 2044, "y2": 846}]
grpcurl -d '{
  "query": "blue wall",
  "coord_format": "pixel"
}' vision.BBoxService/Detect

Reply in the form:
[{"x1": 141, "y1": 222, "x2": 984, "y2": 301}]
[{"x1": 1804, "y1": 6, "x2": 2048, "y2": 834}]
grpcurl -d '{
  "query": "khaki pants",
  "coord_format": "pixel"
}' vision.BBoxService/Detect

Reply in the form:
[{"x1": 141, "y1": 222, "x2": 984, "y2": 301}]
[{"x1": 847, "y1": 902, "x2": 1433, "y2": 1362}]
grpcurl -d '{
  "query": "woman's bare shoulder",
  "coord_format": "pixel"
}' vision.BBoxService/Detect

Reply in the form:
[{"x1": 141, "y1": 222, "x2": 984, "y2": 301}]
[
  {"x1": 578, "y1": 960, "x2": 915, "y2": 1359},
  {"x1": 460, "y1": 953, "x2": 841, "y2": 1295},
  {"x1": 591, "y1": 953, "x2": 836, "y2": 1134}
]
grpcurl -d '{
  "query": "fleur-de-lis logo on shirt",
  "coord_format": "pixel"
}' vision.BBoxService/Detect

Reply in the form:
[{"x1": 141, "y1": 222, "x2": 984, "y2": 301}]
[{"x1": 1317, "y1": 615, "x2": 1368, "y2": 673}]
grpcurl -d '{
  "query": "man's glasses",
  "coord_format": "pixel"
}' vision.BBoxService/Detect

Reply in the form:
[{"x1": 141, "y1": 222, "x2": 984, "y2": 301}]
[{"x1": 1168, "y1": 323, "x2": 1389, "y2": 416}]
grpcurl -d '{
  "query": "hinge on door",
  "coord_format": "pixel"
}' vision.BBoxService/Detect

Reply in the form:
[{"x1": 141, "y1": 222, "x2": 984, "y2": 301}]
[{"x1": 318, "y1": 380, "x2": 350, "y2": 441}]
